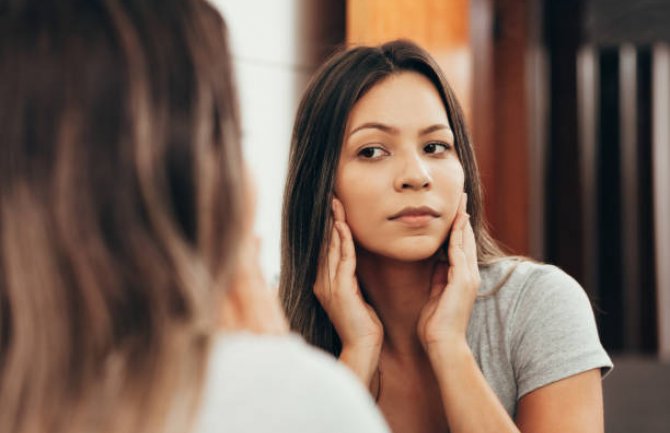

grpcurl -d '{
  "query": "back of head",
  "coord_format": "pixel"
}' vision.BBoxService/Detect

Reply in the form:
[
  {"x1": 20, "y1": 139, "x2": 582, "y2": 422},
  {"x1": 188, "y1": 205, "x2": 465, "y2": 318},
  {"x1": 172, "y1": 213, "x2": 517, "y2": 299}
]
[{"x1": 0, "y1": 1, "x2": 242, "y2": 432}]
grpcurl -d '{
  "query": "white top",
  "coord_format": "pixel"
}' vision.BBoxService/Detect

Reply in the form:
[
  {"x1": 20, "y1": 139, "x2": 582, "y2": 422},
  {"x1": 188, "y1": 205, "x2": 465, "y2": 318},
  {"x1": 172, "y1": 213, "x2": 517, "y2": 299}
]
[{"x1": 194, "y1": 332, "x2": 390, "y2": 433}]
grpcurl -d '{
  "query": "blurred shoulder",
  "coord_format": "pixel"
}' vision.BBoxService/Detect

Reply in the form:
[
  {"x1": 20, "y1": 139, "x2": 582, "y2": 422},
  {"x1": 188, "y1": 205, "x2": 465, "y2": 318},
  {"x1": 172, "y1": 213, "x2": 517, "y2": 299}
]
[{"x1": 196, "y1": 332, "x2": 390, "y2": 433}]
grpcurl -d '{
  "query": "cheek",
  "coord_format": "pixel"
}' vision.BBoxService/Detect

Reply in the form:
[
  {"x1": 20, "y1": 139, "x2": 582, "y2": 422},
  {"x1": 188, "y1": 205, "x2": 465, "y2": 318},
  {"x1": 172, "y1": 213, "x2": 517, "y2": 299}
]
[
  {"x1": 334, "y1": 166, "x2": 387, "y2": 236},
  {"x1": 434, "y1": 161, "x2": 465, "y2": 195},
  {"x1": 434, "y1": 162, "x2": 466, "y2": 227}
]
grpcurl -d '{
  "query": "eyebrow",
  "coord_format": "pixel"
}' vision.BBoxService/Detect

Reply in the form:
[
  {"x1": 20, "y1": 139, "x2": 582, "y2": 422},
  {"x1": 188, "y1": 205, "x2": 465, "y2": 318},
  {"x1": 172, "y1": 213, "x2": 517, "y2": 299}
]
[{"x1": 347, "y1": 122, "x2": 452, "y2": 138}]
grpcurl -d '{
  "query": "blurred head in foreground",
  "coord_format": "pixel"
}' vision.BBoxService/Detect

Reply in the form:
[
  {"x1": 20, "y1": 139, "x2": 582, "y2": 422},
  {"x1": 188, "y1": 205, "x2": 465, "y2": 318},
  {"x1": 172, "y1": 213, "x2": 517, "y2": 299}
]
[{"x1": 0, "y1": 1, "x2": 244, "y2": 432}]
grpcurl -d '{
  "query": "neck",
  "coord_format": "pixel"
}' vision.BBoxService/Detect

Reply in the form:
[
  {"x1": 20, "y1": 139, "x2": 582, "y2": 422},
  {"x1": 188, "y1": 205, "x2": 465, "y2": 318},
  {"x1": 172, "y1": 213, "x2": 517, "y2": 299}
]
[{"x1": 356, "y1": 248, "x2": 438, "y2": 359}]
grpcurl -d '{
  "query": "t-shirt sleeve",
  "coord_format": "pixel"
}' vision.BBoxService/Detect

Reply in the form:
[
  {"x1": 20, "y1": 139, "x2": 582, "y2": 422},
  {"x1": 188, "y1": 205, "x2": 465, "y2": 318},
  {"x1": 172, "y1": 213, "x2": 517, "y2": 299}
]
[{"x1": 508, "y1": 265, "x2": 613, "y2": 399}]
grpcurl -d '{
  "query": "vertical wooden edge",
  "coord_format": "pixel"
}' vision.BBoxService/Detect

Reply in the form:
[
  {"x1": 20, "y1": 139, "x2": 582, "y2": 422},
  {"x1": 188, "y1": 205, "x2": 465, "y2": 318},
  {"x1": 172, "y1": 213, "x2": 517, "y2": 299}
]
[
  {"x1": 577, "y1": 45, "x2": 599, "y2": 299},
  {"x1": 470, "y1": 0, "x2": 496, "y2": 233},
  {"x1": 526, "y1": 0, "x2": 548, "y2": 261},
  {"x1": 619, "y1": 44, "x2": 641, "y2": 351},
  {"x1": 494, "y1": 0, "x2": 530, "y2": 256},
  {"x1": 652, "y1": 43, "x2": 670, "y2": 361}
]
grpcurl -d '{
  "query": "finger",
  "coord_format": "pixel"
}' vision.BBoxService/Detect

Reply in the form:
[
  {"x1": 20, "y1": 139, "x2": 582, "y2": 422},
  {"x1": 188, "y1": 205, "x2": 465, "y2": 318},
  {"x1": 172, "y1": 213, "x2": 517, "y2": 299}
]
[
  {"x1": 315, "y1": 224, "x2": 338, "y2": 301},
  {"x1": 327, "y1": 224, "x2": 341, "y2": 283},
  {"x1": 460, "y1": 192, "x2": 468, "y2": 215},
  {"x1": 449, "y1": 210, "x2": 468, "y2": 250},
  {"x1": 332, "y1": 197, "x2": 346, "y2": 223},
  {"x1": 447, "y1": 212, "x2": 469, "y2": 284},
  {"x1": 334, "y1": 221, "x2": 356, "y2": 278},
  {"x1": 463, "y1": 218, "x2": 478, "y2": 274},
  {"x1": 316, "y1": 221, "x2": 331, "y2": 273},
  {"x1": 459, "y1": 192, "x2": 475, "y2": 264}
]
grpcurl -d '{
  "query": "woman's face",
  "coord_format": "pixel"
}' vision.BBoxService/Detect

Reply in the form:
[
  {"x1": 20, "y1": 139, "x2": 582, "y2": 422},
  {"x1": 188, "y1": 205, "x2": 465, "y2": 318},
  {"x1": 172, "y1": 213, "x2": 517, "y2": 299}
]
[{"x1": 334, "y1": 71, "x2": 465, "y2": 261}]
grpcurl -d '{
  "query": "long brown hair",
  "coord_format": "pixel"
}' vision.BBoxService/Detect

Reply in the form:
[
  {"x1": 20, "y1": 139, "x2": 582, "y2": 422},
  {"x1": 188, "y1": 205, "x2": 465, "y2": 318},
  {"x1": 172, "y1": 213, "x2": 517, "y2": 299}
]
[
  {"x1": 280, "y1": 40, "x2": 506, "y2": 357},
  {"x1": 0, "y1": 1, "x2": 243, "y2": 432}
]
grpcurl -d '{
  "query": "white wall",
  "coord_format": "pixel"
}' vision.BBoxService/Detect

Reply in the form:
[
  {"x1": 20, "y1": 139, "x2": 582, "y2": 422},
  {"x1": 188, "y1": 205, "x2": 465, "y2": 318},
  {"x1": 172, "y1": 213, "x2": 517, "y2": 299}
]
[{"x1": 209, "y1": 0, "x2": 342, "y2": 283}]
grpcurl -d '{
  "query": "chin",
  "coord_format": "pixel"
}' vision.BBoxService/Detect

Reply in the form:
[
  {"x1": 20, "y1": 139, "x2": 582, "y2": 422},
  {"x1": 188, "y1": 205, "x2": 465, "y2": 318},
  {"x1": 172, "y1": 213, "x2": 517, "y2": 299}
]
[{"x1": 366, "y1": 236, "x2": 443, "y2": 262}]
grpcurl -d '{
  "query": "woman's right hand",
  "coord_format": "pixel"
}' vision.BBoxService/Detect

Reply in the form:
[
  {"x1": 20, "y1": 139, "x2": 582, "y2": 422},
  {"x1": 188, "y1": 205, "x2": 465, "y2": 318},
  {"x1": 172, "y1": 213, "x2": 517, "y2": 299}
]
[{"x1": 313, "y1": 197, "x2": 384, "y2": 386}]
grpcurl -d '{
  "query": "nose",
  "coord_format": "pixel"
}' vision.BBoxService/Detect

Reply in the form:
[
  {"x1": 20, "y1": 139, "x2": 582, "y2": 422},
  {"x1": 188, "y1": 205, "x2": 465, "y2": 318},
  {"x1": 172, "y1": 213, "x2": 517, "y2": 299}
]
[{"x1": 394, "y1": 154, "x2": 432, "y2": 191}]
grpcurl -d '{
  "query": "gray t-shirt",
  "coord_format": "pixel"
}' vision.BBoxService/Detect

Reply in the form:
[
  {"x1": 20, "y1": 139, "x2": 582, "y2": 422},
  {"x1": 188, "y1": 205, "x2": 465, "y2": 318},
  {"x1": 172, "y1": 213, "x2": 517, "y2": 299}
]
[
  {"x1": 195, "y1": 332, "x2": 390, "y2": 433},
  {"x1": 467, "y1": 259, "x2": 613, "y2": 416}
]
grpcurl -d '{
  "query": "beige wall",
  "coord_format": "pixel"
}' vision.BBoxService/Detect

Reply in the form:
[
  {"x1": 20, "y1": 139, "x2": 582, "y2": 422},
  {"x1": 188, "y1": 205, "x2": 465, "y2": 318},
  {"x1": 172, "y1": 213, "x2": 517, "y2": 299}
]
[{"x1": 210, "y1": 0, "x2": 343, "y2": 281}]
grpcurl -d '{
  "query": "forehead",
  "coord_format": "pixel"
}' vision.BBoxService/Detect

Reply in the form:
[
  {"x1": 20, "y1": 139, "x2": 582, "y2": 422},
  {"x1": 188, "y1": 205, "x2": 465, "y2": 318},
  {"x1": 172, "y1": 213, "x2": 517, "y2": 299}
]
[{"x1": 346, "y1": 71, "x2": 450, "y2": 133}]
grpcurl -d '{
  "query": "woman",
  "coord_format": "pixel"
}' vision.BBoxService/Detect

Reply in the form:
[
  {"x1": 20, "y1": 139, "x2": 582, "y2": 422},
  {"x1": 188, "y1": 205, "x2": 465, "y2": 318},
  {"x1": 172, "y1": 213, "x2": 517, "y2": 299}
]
[
  {"x1": 281, "y1": 40, "x2": 612, "y2": 433},
  {"x1": 0, "y1": 2, "x2": 389, "y2": 433}
]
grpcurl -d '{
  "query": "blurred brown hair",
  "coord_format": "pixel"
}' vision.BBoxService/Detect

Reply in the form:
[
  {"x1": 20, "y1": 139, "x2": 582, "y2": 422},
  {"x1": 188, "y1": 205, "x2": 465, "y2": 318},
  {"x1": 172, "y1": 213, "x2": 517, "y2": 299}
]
[{"x1": 0, "y1": 1, "x2": 243, "y2": 432}]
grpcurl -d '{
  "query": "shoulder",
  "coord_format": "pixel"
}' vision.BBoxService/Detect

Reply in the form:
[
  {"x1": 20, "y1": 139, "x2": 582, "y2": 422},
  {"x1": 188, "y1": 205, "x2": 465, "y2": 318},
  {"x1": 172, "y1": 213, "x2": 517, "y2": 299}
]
[
  {"x1": 479, "y1": 258, "x2": 573, "y2": 289},
  {"x1": 195, "y1": 332, "x2": 390, "y2": 433},
  {"x1": 476, "y1": 259, "x2": 607, "y2": 362},
  {"x1": 206, "y1": 332, "x2": 359, "y2": 394},
  {"x1": 478, "y1": 259, "x2": 587, "y2": 308}
]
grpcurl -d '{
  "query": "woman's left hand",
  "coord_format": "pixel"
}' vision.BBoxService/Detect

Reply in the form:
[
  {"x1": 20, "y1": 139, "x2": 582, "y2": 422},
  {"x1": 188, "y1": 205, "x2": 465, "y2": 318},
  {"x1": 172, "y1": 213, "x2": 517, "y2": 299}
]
[{"x1": 417, "y1": 193, "x2": 480, "y2": 354}]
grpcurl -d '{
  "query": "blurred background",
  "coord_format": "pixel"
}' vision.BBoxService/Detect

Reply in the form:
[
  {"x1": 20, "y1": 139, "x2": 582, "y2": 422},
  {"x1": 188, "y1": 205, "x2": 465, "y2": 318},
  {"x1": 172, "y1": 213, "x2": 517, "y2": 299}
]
[{"x1": 210, "y1": 1, "x2": 670, "y2": 431}]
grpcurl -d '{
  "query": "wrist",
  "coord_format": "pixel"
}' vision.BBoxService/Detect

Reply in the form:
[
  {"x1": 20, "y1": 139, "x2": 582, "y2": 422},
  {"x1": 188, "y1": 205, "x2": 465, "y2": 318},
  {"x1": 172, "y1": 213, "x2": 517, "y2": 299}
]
[
  {"x1": 425, "y1": 335, "x2": 472, "y2": 371},
  {"x1": 339, "y1": 343, "x2": 381, "y2": 386}
]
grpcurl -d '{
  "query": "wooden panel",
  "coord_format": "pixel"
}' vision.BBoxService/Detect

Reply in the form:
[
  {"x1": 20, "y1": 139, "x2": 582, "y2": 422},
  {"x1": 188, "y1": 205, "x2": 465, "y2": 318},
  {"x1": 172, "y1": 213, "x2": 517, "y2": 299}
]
[
  {"x1": 635, "y1": 49, "x2": 658, "y2": 353},
  {"x1": 544, "y1": 0, "x2": 585, "y2": 281},
  {"x1": 346, "y1": 0, "x2": 471, "y2": 118},
  {"x1": 652, "y1": 43, "x2": 670, "y2": 360},
  {"x1": 472, "y1": 0, "x2": 531, "y2": 256},
  {"x1": 576, "y1": 46, "x2": 599, "y2": 299},
  {"x1": 490, "y1": 0, "x2": 529, "y2": 255},
  {"x1": 619, "y1": 45, "x2": 641, "y2": 351},
  {"x1": 347, "y1": 0, "x2": 468, "y2": 48},
  {"x1": 586, "y1": 0, "x2": 670, "y2": 45},
  {"x1": 470, "y1": 0, "x2": 496, "y2": 240}
]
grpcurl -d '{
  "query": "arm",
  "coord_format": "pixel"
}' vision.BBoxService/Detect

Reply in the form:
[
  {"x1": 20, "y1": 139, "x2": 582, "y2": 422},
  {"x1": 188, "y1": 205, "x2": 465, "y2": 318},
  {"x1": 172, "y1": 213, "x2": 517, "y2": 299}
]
[
  {"x1": 428, "y1": 338, "x2": 520, "y2": 433},
  {"x1": 428, "y1": 342, "x2": 605, "y2": 433},
  {"x1": 419, "y1": 194, "x2": 519, "y2": 433},
  {"x1": 511, "y1": 265, "x2": 610, "y2": 432},
  {"x1": 418, "y1": 194, "x2": 607, "y2": 433},
  {"x1": 313, "y1": 197, "x2": 383, "y2": 387},
  {"x1": 515, "y1": 369, "x2": 604, "y2": 433}
]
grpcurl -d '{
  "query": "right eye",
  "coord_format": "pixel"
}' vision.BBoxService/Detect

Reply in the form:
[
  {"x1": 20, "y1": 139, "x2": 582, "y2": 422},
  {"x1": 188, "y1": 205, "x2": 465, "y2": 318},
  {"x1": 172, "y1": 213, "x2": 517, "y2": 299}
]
[{"x1": 357, "y1": 146, "x2": 389, "y2": 159}]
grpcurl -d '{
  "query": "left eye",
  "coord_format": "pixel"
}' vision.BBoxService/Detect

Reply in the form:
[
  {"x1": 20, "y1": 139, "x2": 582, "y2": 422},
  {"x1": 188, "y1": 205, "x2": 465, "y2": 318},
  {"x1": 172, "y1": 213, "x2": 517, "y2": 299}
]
[
  {"x1": 424, "y1": 142, "x2": 450, "y2": 154},
  {"x1": 358, "y1": 146, "x2": 388, "y2": 159}
]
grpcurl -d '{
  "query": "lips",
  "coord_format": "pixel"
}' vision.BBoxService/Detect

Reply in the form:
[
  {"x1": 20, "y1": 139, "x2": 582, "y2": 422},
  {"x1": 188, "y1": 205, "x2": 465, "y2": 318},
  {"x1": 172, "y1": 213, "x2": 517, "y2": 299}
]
[
  {"x1": 388, "y1": 206, "x2": 441, "y2": 220},
  {"x1": 387, "y1": 206, "x2": 441, "y2": 228}
]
